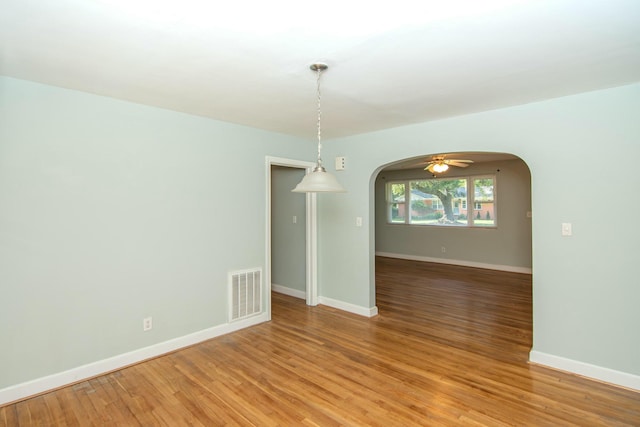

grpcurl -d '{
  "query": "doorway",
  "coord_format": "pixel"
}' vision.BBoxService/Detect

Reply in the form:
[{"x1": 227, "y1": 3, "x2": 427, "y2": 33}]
[
  {"x1": 265, "y1": 157, "x2": 318, "y2": 320},
  {"x1": 373, "y1": 152, "x2": 532, "y2": 274},
  {"x1": 371, "y1": 151, "x2": 533, "y2": 358}
]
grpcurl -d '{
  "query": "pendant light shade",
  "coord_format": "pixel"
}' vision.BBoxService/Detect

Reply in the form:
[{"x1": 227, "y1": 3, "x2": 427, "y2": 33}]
[
  {"x1": 292, "y1": 63, "x2": 346, "y2": 193},
  {"x1": 292, "y1": 165, "x2": 346, "y2": 193}
]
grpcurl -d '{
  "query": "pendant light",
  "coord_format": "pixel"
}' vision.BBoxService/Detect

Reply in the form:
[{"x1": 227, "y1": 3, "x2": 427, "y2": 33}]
[{"x1": 292, "y1": 63, "x2": 346, "y2": 193}]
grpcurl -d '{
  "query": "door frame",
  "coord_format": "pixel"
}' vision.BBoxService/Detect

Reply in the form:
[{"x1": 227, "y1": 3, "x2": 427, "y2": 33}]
[{"x1": 265, "y1": 156, "x2": 318, "y2": 320}]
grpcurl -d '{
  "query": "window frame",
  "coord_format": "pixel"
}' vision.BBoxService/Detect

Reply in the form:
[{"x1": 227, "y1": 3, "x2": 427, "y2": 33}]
[{"x1": 386, "y1": 182, "x2": 408, "y2": 224}]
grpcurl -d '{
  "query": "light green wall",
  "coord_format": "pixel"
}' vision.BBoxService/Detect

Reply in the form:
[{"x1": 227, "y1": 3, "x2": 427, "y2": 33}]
[
  {"x1": 375, "y1": 159, "x2": 532, "y2": 269},
  {"x1": 320, "y1": 83, "x2": 640, "y2": 376},
  {"x1": 271, "y1": 166, "x2": 306, "y2": 291},
  {"x1": 2, "y1": 75, "x2": 638, "y2": 390},
  {"x1": 0, "y1": 77, "x2": 311, "y2": 388}
]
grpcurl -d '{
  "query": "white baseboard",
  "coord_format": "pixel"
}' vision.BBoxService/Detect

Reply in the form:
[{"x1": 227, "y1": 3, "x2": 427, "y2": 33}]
[
  {"x1": 272, "y1": 283, "x2": 306, "y2": 300},
  {"x1": 529, "y1": 350, "x2": 640, "y2": 391},
  {"x1": 376, "y1": 251, "x2": 532, "y2": 274},
  {"x1": 318, "y1": 296, "x2": 378, "y2": 318},
  {"x1": 273, "y1": 284, "x2": 377, "y2": 318},
  {"x1": 0, "y1": 313, "x2": 269, "y2": 406}
]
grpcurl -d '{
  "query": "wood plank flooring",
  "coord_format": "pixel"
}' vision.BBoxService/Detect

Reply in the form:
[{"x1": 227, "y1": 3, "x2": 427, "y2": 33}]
[{"x1": 2, "y1": 257, "x2": 639, "y2": 425}]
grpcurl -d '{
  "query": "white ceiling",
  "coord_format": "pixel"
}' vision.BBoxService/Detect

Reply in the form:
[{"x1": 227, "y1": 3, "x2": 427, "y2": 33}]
[{"x1": 1, "y1": 0, "x2": 639, "y2": 139}]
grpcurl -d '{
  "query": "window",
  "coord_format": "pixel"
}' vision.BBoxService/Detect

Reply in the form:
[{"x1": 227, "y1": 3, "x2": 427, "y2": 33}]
[
  {"x1": 472, "y1": 177, "x2": 495, "y2": 227},
  {"x1": 386, "y1": 175, "x2": 496, "y2": 228},
  {"x1": 387, "y1": 182, "x2": 406, "y2": 223}
]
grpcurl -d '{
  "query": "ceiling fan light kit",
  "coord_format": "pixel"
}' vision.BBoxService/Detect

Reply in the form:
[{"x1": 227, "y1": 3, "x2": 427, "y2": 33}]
[
  {"x1": 292, "y1": 63, "x2": 346, "y2": 193},
  {"x1": 424, "y1": 156, "x2": 474, "y2": 174},
  {"x1": 432, "y1": 163, "x2": 449, "y2": 173}
]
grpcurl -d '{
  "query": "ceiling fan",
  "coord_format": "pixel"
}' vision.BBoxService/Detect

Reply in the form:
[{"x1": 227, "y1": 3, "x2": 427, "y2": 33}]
[{"x1": 424, "y1": 156, "x2": 474, "y2": 174}]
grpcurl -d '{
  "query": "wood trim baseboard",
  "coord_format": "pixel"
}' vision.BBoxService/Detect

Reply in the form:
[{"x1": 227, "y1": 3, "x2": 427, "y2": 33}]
[
  {"x1": 271, "y1": 283, "x2": 306, "y2": 300},
  {"x1": 0, "y1": 313, "x2": 270, "y2": 406},
  {"x1": 318, "y1": 296, "x2": 378, "y2": 318},
  {"x1": 529, "y1": 350, "x2": 640, "y2": 391},
  {"x1": 376, "y1": 252, "x2": 532, "y2": 274}
]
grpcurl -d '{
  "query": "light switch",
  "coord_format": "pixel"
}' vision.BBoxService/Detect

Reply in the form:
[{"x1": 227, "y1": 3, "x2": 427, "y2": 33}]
[
  {"x1": 561, "y1": 222, "x2": 572, "y2": 236},
  {"x1": 356, "y1": 217, "x2": 363, "y2": 227},
  {"x1": 293, "y1": 216, "x2": 297, "y2": 224}
]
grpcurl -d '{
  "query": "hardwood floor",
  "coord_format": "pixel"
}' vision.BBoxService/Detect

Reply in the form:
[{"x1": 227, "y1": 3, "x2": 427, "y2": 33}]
[{"x1": 2, "y1": 257, "x2": 639, "y2": 426}]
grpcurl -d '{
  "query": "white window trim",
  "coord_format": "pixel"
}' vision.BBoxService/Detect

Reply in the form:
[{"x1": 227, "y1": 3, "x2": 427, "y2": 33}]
[{"x1": 386, "y1": 182, "x2": 407, "y2": 224}]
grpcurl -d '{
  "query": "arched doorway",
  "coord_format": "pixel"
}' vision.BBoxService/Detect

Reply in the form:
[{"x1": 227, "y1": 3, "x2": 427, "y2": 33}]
[{"x1": 371, "y1": 151, "x2": 533, "y2": 352}]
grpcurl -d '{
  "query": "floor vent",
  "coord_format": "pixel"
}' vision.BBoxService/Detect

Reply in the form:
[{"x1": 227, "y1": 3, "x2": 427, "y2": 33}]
[{"x1": 229, "y1": 268, "x2": 262, "y2": 322}]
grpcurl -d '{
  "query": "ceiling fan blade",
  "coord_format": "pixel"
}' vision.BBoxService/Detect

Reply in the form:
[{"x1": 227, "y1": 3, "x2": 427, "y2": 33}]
[
  {"x1": 445, "y1": 159, "x2": 473, "y2": 164},
  {"x1": 447, "y1": 160, "x2": 473, "y2": 167},
  {"x1": 425, "y1": 164, "x2": 436, "y2": 172},
  {"x1": 399, "y1": 161, "x2": 429, "y2": 169}
]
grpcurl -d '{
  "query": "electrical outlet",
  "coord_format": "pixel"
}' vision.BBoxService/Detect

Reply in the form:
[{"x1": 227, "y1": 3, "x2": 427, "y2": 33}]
[
  {"x1": 441, "y1": 246, "x2": 446, "y2": 253},
  {"x1": 143, "y1": 317, "x2": 153, "y2": 331}
]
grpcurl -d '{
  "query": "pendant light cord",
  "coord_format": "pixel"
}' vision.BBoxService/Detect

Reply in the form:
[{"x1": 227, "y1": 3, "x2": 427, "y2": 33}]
[
  {"x1": 316, "y1": 66, "x2": 323, "y2": 168},
  {"x1": 291, "y1": 63, "x2": 345, "y2": 193}
]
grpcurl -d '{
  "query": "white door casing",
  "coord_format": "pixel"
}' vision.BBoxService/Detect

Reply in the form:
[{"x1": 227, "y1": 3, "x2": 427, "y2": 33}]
[{"x1": 265, "y1": 156, "x2": 318, "y2": 318}]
